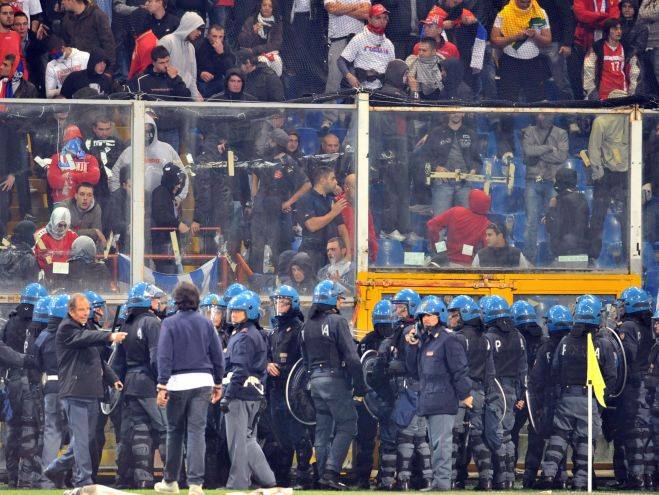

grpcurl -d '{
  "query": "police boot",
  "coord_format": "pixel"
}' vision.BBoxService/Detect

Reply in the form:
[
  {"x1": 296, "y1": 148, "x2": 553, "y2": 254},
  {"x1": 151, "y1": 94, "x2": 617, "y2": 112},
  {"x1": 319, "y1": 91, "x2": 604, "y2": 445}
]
[
  {"x1": 377, "y1": 480, "x2": 396, "y2": 491},
  {"x1": 136, "y1": 480, "x2": 151, "y2": 489},
  {"x1": 521, "y1": 476, "x2": 535, "y2": 489},
  {"x1": 493, "y1": 482, "x2": 507, "y2": 490},
  {"x1": 43, "y1": 465, "x2": 66, "y2": 489},
  {"x1": 397, "y1": 479, "x2": 410, "y2": 491},
  {"x1": 535, "y1": 476, "x2": 554, "y2": 490},
  {"x1": 419, "y1": 480, "x2": 434, "y2": 492},
  {"x1": 552, "y1": 479, "x2": 568, "y2": 490},
  {"x1": 644, "y1": 474, "x2": 655, "y2": 491},
  {"x1": 319, "y1": 471, "x2": 347, "y2": 491},
  {"x1": 452, "y1": 480, "x2": 465, "y2": 490},
  {"x1": 623, "y1": 474, "x2": 645, "y2": 490},
  {"x1": 475, "y1": 479, "x2": 493, "y2": 491}
]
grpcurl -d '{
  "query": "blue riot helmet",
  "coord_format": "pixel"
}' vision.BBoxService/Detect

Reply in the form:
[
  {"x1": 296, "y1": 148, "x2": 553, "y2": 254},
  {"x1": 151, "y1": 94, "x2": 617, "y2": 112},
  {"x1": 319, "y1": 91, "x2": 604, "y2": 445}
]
[
  {"x1": 165, "y1": 299, "x2": 177, "y2": 317},
  {"x1": 415, "y1": 295, "x2": 447, "y2": 325},
  {"x1": 227, "y1": 292, "x2": 260, "y2": 322},
  {"x1": 33, "y1": 296, "x2": 52, "y2": 324},
  {"x1": 481, "y1": 295, "x2": 512, "y2": 325},
  {"x1": 127, "y1": 282, "x2": 167, "y2": 310},
  {"x1": 200, "y1": 293, "x2": 222, "y2": 324},
  {"x1": 271, "y1": 285, "x2": 300, "y2": 316},
  {"x1": 84, "y1": 290, "x2": 107, "y2": 326},
  {"x1": 653, "y1": 309, "x2": 659, "y2": 337},
  {"x1": 512, "y1": 300, "x2": 537, "y2": 328},
  {"x1": 20, "y1": 283, "x2": 47, "y2": 305},
  {"x1": 573, "y1": 295, "x2": 603, "y2": 326},
  {"x1": 392, "y1": 288, "x2": 421, "y2": 319},
  {"x1": 447, "y1": 295, "x2": 481, "y2": 324},
  {"x1": 372, "y1": 299, "x2": 396, "y2": 337},
  {"x1": 312, "y1": 279, "x2": 345, "y2": 307},
  {"x1": 546, "y1": 305, "x2": 573, "y2": 333},
  {"x1": 620, "y1": 286, "x2": 652, "y2": 315},
  {"x1": 220, "y1": 283, "x2": 247, "y2": 308},
  {"x1": 49, "y1": 294, "x2": 70, "y2": 320}
]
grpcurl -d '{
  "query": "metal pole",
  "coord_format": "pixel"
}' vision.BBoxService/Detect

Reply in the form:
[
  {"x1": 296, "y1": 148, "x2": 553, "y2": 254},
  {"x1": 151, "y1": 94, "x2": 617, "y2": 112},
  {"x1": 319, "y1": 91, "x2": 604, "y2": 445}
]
[
  {"x1": 588, "y1": 383, "x2": 593, "y2": 493},
  {"x1": 130, "y1": 101, "x2": 146, "y2": 285},
  {"x1": 629, "y1": 108, "x2": 643, "y2": 275},
  {"x1": 355, "y1": 92, "x2": 370, "y2": 273}
]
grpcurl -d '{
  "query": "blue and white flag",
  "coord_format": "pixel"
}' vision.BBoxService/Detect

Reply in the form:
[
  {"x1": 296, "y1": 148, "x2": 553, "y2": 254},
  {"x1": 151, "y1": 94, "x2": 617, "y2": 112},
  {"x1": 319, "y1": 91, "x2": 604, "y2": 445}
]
[{"x1": 117, "y1": 254, "x2": 219, "y2": 294}]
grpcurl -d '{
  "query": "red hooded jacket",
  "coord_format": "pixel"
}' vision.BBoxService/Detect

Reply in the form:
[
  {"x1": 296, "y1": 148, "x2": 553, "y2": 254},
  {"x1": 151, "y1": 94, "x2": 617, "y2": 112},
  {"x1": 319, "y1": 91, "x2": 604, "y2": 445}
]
[
  {"x1": 128, "y1": 30, "x2": 157, "y2": 80},
  {"x1": 426, "y1": 189, "x2": 491, "y2": 266},
  {"x1": 34, "y1": 228, "x2": 78, "y2": 272},
  {"x1": 573, "y1": 0, "x2": 620, "y2": 49},
  {"x1": 47, "y1": 153, "x2": 100, "y2": 203}
]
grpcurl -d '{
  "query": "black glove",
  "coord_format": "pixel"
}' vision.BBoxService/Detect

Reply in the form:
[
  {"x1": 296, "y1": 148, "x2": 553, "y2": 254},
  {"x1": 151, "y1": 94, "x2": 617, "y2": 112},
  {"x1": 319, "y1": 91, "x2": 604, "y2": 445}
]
[{"x1": 219, "y1": 396, "x2": 231, "y2": 413}]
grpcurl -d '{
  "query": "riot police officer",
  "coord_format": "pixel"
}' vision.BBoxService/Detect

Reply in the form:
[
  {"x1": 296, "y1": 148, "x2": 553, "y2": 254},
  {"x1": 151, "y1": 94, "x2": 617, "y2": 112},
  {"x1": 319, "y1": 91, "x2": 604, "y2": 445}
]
[
  {"x1": 217, "y1": 283, "x2": 247, "y2": 347},
  {"x1": 374, "y1": 288, "x2": 421, "y2": 490},
  {"x1": 301, "y1": 279, "x2": 365, "y2": 490},
  {"x1": 115, "y1": 282, "x2": 168, "y2": 488},
  {"x1": 33, "y1": 294, "x2": 69, "y2": 489},
  {"x1": 648, "y1": 309, "x2": 659, "y2": 487},
  {"x1": 617, "y1": 286, "x2": 654, "y2": 489},
  {"x1": 1, "y1": 282, "x2": 47, "y2": 488},
  {"x1": 523, "y1": 304, "x2": 572, "y2": 488},
  {"x1": 266, "y1": 285, "x2": 313, "y2": 488},
  {"x1": 481, "y1": 295, "x2": 528, "y2": 490},
  {"x1": 352, "y1": 299, "x2": 396, "y2": 489},
  {"x1": 539, "y1": 295, "x2": 616, "y2": 490},
  {"x1": 448, "y1": 295, "x2": 496, "y2": 491},
  {"x1": 222, "y1": 291, "x2": 276, "y2": 490}
]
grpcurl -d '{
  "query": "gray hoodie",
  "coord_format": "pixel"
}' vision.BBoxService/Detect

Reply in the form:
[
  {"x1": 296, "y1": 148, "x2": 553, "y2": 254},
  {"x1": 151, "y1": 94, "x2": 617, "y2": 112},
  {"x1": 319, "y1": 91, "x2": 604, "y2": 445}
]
[{"x1": 157, "y1": 12, "x2": 204, "y2": 100}]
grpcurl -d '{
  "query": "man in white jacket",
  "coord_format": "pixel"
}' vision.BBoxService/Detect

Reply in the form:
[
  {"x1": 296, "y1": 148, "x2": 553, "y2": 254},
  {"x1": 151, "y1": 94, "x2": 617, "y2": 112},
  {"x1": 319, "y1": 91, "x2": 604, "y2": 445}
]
[
  {"x1": 157, "y1": 11, "x2": 204, "y2": 101},
  {"x1": 45, "y1": 38, "x2": 90, "y2": 98}
]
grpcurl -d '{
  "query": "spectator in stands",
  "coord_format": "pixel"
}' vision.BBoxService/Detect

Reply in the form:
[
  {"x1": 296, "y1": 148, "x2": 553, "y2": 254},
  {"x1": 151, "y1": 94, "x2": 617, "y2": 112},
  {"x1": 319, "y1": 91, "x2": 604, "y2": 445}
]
[
  {"x1": 296, "y1": 165, "x2": 350, "y2": 272},
  {"x1": 405, "y1": 37, "x2": 444, "y2": 100},
  {"x1": 317, "y1": 236, "x2": 355, "y2": 294},
  {"x1": 426, "y1": 188, "x2": 491, "y2": 267},
  {"x1": 0, "y1": 53, "x2": 37, "y2": 97},
  {"x1": 415, "y1": 112, "x2": 481, "y2": 216},
  {"x1": 440, "y1": 57, "x2": 474, "y2": 99},
  {"x1": 151, "y1": 163, "x2": 188, "y2": 274},
  {"x1": 287, "y1": 132, "x2": 301, "y2": 159},
  {"x1": 64, "y1": 182, "x2": 106, "y2": 250},
  {"x1": 196, "y1": 25, "x2": 235, "y2": 98},
  {"x1": 45, "y1": 37, "x2": 90, "y2": 98},
  {"x1": 59, "y1": 50, "x2": 114, "y2": 98},
  {"x1": 583, "y1": 18, "x2": 640, "y2": 100},
  {"x1": 414, "y1": 14, "x2": 460, "y2": 60},
  {"x1": 0, "y1": 4, "x2": 23, "y2": 79},
  {"x1": 127, "y1": 17, "x2": 158, "y2": 80},
  {"x1": 13, "y1": 11, "x2": 47, "y2": 95},
  {"x1": 34, "y1": 206, "x2": 79, "y2": 276},
  {"x1": 639, "y1": 0, "x2": 659, "y2": 94},
  {"x1": 65, "y1": 235, "x2": 110, "y2": 291},
  {"x1": 587, "y1": 88, "x2": 630, "y2": 262},
  {"x1": 112, "y1": 0, "x2": 146, "y2": 80},
  {"x1": 171, "y1": 0, "x2": 206, "y2": 18},
  {"x1": 10, "y1": 0, "x2": 43, "y2": 29},
  {"x1": 323, "y1": 0, "x2": 370, "y2": 96},
  {"x1": 249, "y1": 128, "x2": 310, "y2": 273},
  {"x1": 621, "y1": 0, "x2": 649, "y2": 59},
  {"x1": 146, "y1": 0, "x2": 180, "y2": 38},
  {"x1": 521, "y1": 113, "x2": 568, "y2": 262},
  {"x1": 238, "y1": 0, "x2": 283, "y2": 56},
  {"x1": 472, "y1": 221, "x2": 530, "y2": 268},
  {"x1": 127, "y1": 45, "x2": 191, "y2": 98},
  {"x1": 490, "y1": 0, "x2": 552, "y2": 102},
  {"x1": 379, "y1": 58, "x2": 420, "y2": 98},
  {"x1": 60, "y1": 0, "x2": 116, "y2": 65},
  {"x1": 570, "y1": 0, "x2": 620, "y2": 99},
  {"x1": 0, "y1": 82, "x2": 19, "y2": 235},
  {"x1": 47, "y1": 125, "x2": 101, "y2": 204},
  {"x1": 300, "y1": 132, "x2": 352, "y2": 182},
  {"x1": 254, "y1": 110, "x2": 285, "y2": 157},
  {"x1": 380, "y1": 0, "x2": 429, "y2": 57},
  {"x1": 107, "y1": 166, "x2": 131, "y2": 251},
  {"x1": 236, "y1": 48, "x2": 284, "y2": 101},
  {"x1": 341, "y1": 173, "x2": 378, "y2": 262},
  {"x1": 339, "y1": 4, "x2": 395, "y2": 90},
  {"x1": 544, "y1": 166, "x2": 590, "y2": 257},
  {"x1": 283, "y1": 251, "x2": 317, "y2": 295},
  {"x1": 0, "y1": 219, "x2": 39, "y2": 288},
  {"x1": 209, "y1": 66, "x2": 256, "y2": 100},
  {"x1": 84, "y1": 114, "x2": 127, "y2": 228},
  {"x1": 157, "y1": 11, "x2": 205, "y2": 100},
  {"x1": 537, "y1": 0, "x2": 575, "y2": 100},
  {"x1": 643, "y1": 119, "x2": 659, "y2": 244}
]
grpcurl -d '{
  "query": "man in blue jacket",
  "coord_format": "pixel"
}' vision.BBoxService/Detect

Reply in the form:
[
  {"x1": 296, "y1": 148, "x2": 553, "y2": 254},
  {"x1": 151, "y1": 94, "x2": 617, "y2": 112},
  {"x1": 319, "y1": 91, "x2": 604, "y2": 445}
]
[{"x1": 405, "y1": 296, "x2": 472, "y2": 491}]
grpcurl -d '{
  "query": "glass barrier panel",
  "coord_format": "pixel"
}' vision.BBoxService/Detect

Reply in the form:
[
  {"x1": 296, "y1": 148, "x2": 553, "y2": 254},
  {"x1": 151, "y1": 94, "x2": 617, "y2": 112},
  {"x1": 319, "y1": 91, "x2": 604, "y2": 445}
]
[
  {"x1": 368, "y1": 108, "x2": 632, "y2": 273},
  {"x1": 143, "y1": 102, "x2": 357, "y2": 299},
  {"x1": 0, "y1": 101, "x2": 132, "y2": 295},
  {"x1": 642, "y1": 111, "x2": 658, "y2": 299}
]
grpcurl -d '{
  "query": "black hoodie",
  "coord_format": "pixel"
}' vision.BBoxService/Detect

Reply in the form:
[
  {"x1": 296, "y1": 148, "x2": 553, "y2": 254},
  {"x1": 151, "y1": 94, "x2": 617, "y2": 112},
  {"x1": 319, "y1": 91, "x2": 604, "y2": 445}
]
[
  {"x1": 209, "y1": 67, "x2": 257, "y2": 101},
  {"x1": 284, "y1": 252, "x2": 318, "y2": 296},
  {"x1": 621, "y1": 0, "x2": 649, "y2": 56},
  {"x1": 151, "y1": 163, "x2": 184, "y2": 248},
  {"x1": 196, "y1": 37, "x2": 236, "y2": 82},
  {"x1": 59, "y1": 50, "x2": 114, "y2": 99},
  {"x1": 441, "y1": 58, "x2": 474, "y2": 100}
]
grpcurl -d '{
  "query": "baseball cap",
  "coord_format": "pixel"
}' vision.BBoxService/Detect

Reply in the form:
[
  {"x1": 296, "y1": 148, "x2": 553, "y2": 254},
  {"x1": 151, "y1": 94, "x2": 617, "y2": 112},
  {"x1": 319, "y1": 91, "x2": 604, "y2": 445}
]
[
  {"x1": 422, "y1": 12, "x2": 445, "y2": 26},
  {"x1": 369, "y1": 4, "x2": 390, "y2": 16}
]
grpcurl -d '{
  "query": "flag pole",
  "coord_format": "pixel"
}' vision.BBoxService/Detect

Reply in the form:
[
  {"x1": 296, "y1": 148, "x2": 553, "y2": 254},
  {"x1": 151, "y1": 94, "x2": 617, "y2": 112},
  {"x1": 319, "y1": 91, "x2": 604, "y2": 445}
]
[{"x1": 587, "y1": 382, "x2": 593, "y2": 493}]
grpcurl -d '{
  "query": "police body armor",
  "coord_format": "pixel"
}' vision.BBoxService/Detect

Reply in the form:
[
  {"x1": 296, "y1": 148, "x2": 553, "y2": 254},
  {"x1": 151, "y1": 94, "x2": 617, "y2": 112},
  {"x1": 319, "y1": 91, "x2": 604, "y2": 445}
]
[
  {"x1": 121, "y1": 311, "x2": 159, "y2": 396},
  {"x1": 557, "y1": 333, "x2": 588, "y2": 387},
  {"x1": 489, "y1": 323, "x2": 524, "y2": 379},
  {"x1": 457, "y1": 324, "x2": 490, "y2": 383},
  {"x1": 1, "y1": 306, "x2": 32, "y2": 378},
  {"x1": 622, "y1": 316, "x2": 654, "y2": 377},
  {"x1": 303, "y1": 313, "x2": 347, "y2": 374},
  {"x1": 270, "y1": 313, "x2": 303, "y2": 384}
]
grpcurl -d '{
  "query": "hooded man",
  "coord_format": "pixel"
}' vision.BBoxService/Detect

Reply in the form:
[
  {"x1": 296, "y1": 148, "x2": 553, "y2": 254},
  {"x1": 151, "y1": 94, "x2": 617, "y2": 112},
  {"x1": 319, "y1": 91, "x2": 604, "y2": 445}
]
[
  {"x1": 59, "y1": 50, "x2": 113, "y2": 99},
  {"x1": 0, "y1": 220, "x2": 39, "y2": 289},
  {"x1": 426, "y1": 188, "x2": 491, "y2": 266},
  {"x1": 34, "y1": 207, "x2": 79, "y2": 275},
  {"x1": 440, "y1": 57, "x2": 474, "y2": 99},
  {"x1": 65, "y1": 235, "x2": 110, "y2": 292},
  {"x1": 235, "y1": 48, "x2": 284, "y2": 102},
  {"x1": 209, "y1": 67, "x2": 256, "y2": 100},
  {"x1": 44, "y1": 37, "x2": 90, "y2": 98},
  {"x1": 378, "y1": 58, "x2": 420, "y2": 98},
  {"x1": 283, "y1": 251, "x2": 317, "y2": 296},
  {"x1": 157, "y1": 11, "x2": 205, "y2": 100}
]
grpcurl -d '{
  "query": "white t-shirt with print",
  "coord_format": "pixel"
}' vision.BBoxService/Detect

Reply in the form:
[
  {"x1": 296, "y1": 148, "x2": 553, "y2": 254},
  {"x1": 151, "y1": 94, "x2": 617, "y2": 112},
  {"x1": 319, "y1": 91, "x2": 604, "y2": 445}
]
[
  {"x1": 494, "y1": 8, "x2": 550, "y2": 60},
  {"x1": 341, "y1": 27, "x2": 395, "y2": 89}
]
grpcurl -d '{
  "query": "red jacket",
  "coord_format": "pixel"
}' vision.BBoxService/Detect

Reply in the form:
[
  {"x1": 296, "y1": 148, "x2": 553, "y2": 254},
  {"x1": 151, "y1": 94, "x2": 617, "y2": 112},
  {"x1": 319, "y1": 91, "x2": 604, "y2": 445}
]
[
  {"x1": 128, "y1": 30, "x2": 157, "y2": 80},
  {"x1": 34, "y1": 228, "x2": 78, "y2": 272},
  {"x1": 0, "y1": 30, "x2": 24, "y2": 79},
  {"x1": 341, "y1": 202, "x2": 378, "y2": 262},
  {"x1": 412, "y1": 39, "x2": 461, "y2": 60},
  {"x1": 426, "y1": 189, "x2": 491, "y2": 266},
  {"x1": 573, "y1": 0, "x2": 620, "y2": 49},
  {"x1": 47, "y1": 153, "x2": 100, "y2": 203}
]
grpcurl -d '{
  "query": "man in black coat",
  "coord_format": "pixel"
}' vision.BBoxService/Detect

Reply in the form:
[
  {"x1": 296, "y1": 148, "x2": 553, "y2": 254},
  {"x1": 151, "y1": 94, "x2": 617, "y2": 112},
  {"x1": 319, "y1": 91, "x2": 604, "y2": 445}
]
[
  {"x1": 127, "y1": 45, "x2": 191, "y2": 99},
  {"x1": 236, "y1": 49, "x2": 284, "y2": 102},
  {"x1": 195, "y1": 25, "x2": 235, "y2": 99},
  {"x1": 43, "y1": 293, "x2": 126, "y2": 488}
]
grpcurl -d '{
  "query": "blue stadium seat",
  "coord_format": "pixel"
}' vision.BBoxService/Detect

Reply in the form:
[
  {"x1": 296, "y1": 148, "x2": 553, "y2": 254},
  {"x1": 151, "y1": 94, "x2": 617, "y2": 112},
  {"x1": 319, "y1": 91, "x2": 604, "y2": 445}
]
[
  {"x1": 602, "y1": 211, "x2": 622, "y2": 243},
  {"x1": 644, "y1": 268, "x2": 659, "y2": 301},
  {"x1": 296, "y1": 127, "x2": 319, "y2": 155},
  {"x1": 304, "y1": 111, "x2": 324, "y2": 129},
  {"x1": 375, "y1": 238, "x2": 404, "y2": 266},
  {"x1": 643, "y1": 241, "x2": 657, "y2": 271},
  {"x1": 329, "y1": 126, "x2": 348, "y2": 143}
]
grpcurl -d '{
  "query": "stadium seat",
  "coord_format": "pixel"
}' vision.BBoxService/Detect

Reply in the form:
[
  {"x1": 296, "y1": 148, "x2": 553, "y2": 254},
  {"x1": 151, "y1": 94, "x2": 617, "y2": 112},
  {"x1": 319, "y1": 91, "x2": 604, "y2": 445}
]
[
  {"x1": 329, "y1": 126, "x2": 348, "y2": 143},
  {"x1": 375, "y1": 238, "x2": 404, "y2": 266},
  {"x1": 304, "y1": 111, "x2": 324, "y2": 129}
]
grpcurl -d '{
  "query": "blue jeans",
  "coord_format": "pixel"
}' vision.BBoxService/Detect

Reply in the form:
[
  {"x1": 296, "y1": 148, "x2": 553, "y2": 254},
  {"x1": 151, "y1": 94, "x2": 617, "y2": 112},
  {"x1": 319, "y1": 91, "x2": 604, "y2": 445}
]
[
  {"x1": 426, "y1": 413, "x2": 455, "y2": 490},
  {"x1": 164, "y1": 387, "x2": 212, "y2": 486},
  {"x1": 46, "y1": 397, "x2": 98, "y2": 487},
  {"x1": 524, "y1": 179, "x2": 556, "y2": 261},
  {"x1": 41, "y1": 393, "x2": 64, "y2": 484},
  {"x1": 431, "y1": 181, "x2": 471, "y2": 217},
  {"x1": 309, "y1": 372, "x2": 357, "y2": 476}
]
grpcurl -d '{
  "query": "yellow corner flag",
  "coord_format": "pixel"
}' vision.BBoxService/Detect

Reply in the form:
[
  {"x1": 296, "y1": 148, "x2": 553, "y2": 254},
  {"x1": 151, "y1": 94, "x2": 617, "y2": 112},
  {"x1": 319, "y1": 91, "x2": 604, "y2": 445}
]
[{"x1": 587, "y1": 333, "x2": 607, "y2": 408}]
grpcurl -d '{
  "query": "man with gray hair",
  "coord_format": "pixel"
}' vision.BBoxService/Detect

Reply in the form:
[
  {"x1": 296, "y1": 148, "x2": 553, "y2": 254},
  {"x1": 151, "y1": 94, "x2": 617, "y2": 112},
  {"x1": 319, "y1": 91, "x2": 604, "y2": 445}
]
[{"x1": 44, "y1": 293, "x2": 126, "y2": 488}]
